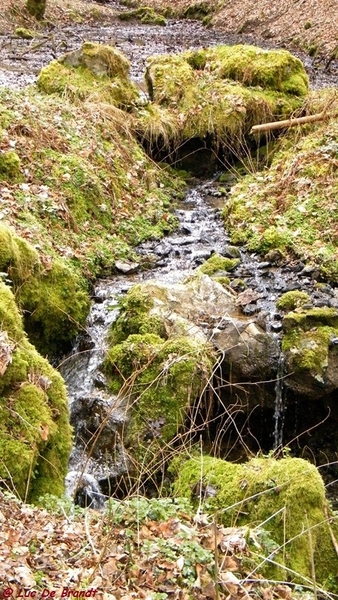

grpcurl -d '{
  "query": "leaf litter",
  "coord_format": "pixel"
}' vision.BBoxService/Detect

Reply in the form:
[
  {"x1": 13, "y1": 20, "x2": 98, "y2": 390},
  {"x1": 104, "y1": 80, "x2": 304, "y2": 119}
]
[{"x1": 0, "y1": 491, "x2": 302, "y2": 600}]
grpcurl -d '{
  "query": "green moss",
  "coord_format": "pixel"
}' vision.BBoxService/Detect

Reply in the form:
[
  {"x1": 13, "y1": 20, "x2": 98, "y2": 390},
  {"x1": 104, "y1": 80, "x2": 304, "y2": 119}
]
[
  {"x1": 0, "y1": 150, "x2": 21, "y2": 181},
  {"x1": 109, "y1": 284, "x2": 166, "y2": 345},
  {"x1": 105, "y1": 333, "x2": 215, "y2": 448},
  {"x1": 276, "y1": 290, "x2": 311, "y2": 311},
  {"x1": 0, "y1": 224, "x2": 89, "y2": 355},
  {"x1": 0, "y1": 281, "x2": 72, "y2": 501},
  {"x1": 214, "y1": 275, "x2": 231, "y2": 287},
  {"x1": 281, "y1": 308, "x2": 338, "y2": 379},
  {"x1": 209, "y1": 45, "x2": 309, "y2": 96},
  {"x1": 37, "y1": 42, "x2": 138, "y2": 108},
  {"x1": 16, "y1": 259, "x2": 90, "y2": 355},
  {"x1": 104, "y1": 282, "x2": 216, "y2": 469},
  {"x1": 15, "y1": 27, "x2": 35, "y2": 39},
  {"x1": 118, "y1": 6, "x2": 166, "y2": 25},
  {"x1": 143, "y1": 45, "x2": 307, "y2": 156},
  {"x1": 282, "y1": 307, "x2": 338, "y2": 332},
  {"x1": 172, "y1": 455, "x2": 338, "y2": 586},
  {"x1": 199, "y1": 253, "x2": 240, "y2": 275},
  {"x1": 282, "y1": 325, "x2": 334, "y2": 373},
  {"x1": 223, "y1": 112, "x2": 338, "y2": 281},
  {"x1": 26, "y1": 0, "x2": 46, "y2": 20}
]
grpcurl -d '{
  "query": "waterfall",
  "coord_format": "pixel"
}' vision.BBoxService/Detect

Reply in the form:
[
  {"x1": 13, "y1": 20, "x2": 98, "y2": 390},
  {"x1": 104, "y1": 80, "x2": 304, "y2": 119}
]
[{"x1": 273, "y1": 351, "x2": 285, "y2": 450}]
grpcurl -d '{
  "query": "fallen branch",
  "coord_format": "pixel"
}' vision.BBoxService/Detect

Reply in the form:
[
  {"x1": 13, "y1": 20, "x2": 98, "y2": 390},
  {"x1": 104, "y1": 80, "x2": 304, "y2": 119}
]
[{"x1": 250, "y1": 111, "x2": 331, "y2": 134}]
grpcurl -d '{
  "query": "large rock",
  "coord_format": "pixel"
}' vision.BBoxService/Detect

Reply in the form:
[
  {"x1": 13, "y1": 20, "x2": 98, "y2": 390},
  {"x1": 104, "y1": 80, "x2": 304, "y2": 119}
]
[
  {"x1": 0, "y1": 281, "x2": 72, "y2": 501},
  {"x1": 112, "y1": 274, "x2": 279, "y2": 381},
  {"x1": 172, "y1": 455, "x2": 338, "y2": 587},
  {"x1": 282, "y1": 307, "x2": 338, "y2": 398},
  {"x1": 37, "y1": 42, "x2": 139, "y2": 107}
]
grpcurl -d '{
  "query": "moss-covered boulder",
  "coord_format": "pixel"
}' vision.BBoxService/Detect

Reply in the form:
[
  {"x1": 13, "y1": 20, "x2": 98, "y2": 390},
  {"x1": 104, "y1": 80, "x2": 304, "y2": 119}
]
[
  {"x1": 0, "y1": 281, "x2": 72, "y2": 501},
  {"x1": 172, "y1": 455, "x2": 338, "y2": 587},
  {"x1": 104, "y1": 333, "x2": 215, "y2": 452},
  {"x1": 140, "y1": 45, "x2": 308, "y2": 158},
  {"x1": 0, "y1": 224, "x2": 89, "y2": 355},
  {"x1": 102, "y1": 277, "x2": 219, "y2": 478},
  {"x1": 37, "y1": 42, "x2": 139, "y2": 108},
  {"x1": 199, "y1": 253, "x2": 240, "y2": 275},
  {"x1": 282, "y1": 307, "x2": 338, "y2": 397},
  {"x1": 276, "y1": 290, "x2": 311, "y2": 311},
  {"x1": 0, "y1": 150, "x2": 21, "y2": 181}
]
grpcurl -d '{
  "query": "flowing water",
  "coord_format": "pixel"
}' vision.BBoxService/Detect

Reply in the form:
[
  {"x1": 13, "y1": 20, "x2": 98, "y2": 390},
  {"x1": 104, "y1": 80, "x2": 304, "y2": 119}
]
[{"x1": 60, "y1": 179, "x2": 335, "y2": 505}]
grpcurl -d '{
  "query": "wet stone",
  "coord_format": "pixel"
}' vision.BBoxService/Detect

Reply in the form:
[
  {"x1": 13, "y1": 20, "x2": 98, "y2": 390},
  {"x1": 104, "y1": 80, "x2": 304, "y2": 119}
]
[
  {"x1": 154, "y1": 242, "x2": 172, "y2": 256},
  {"x1": 222, "y1": 244, "x2": 241, "y2": 259},
  {"x1": 285, "y1": 281, "x2": 302, "y2": 291},
  {"x1": 115, "y1": 260, "x2": 140, "y2": 274},
  {"x1": 242, "y1": 303, "x2": 260, "y2": 315}
]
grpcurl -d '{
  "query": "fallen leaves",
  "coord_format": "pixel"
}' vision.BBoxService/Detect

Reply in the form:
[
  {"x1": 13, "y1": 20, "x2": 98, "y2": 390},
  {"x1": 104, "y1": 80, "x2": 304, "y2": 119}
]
[{"x1": 0, "y1": 492, "x2": 296, "y2": 600}]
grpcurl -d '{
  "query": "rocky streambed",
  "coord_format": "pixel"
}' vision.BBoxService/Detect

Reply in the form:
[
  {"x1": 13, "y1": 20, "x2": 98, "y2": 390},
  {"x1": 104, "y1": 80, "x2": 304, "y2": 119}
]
[{"x1": 60, "y1": 179, "x2": 338, "y2": 507}]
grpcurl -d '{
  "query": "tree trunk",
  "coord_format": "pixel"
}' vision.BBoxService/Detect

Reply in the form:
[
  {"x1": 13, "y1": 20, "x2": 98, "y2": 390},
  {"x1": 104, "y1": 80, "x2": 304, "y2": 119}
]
[{"x1": 26, "y1": 0, "x2": 47, "y2": 20}]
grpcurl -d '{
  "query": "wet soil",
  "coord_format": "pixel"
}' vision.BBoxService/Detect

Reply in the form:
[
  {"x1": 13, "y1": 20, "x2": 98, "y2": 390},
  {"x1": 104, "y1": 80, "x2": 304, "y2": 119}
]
[{"x1": 0, "y1": 1, "x2": 337, "y2": 90}]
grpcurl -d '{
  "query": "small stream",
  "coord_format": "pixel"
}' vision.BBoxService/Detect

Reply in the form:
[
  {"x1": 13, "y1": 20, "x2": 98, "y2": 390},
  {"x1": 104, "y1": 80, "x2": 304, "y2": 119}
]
[{"x1": 60, "y1": 179, "x2": 338, "y2": 505}]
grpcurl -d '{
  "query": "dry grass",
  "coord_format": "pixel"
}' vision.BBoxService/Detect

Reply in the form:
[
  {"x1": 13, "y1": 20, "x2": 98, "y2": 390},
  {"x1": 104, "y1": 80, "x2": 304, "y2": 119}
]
[
  {"x1": 0, "y1": 0, "x2": 116, "y2": 33},
  {"x1": 136, "y1": 0, "x2": 338, "y2": 58}
]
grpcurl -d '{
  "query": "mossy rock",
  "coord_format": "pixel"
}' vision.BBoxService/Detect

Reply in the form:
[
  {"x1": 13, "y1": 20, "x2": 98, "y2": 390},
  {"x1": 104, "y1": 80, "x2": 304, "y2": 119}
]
[
  {"x1": 15, "y1": 27, "x2": 35, "y2": 39},
  {"x1": 199, "y1": 253, "x2": 240, "y2": 275},
  {"x1": 104, "y1": 333, "x2": 215, "y2": 452},
  {"x1": 172, "y1": 455, "x2": 338, "y2": 587},
  {"x1": 104, "y1": 280, "x2": 217, "y2": 471},
  {"x1": 0, "y1": 224, "x2": 89, "y2": 356},
  {"x1": 276, "y1": 290, "x2": 311, "y2": 311},
  {"x1": 37, "y1": 42, "x2": 139, "y2": 108},
  {"x1": 282, "y1": 308, "x2": 338, "y2": 397},
  {"x1": 109, "y1": 283, "x2": 166, "y2": 345},
  {"x1": 0, "y1": 281, "x2": 72, "y2": 501},
  {"x1": 0, "y1": 150, "x2": 21, "y2": 181},
  {"x1": 118, "y1": 6, "x2": 166, "y2": 25},
  {"x1": 206, "y1": 45, "x2": 309, "y2": 96},
  {"x1": 142, "y1": 44, "x2": 307, "y2": 156}
]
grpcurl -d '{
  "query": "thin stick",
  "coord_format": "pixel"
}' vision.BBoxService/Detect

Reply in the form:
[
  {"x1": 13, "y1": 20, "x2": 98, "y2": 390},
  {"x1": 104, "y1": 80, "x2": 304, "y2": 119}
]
[{"x1": 251, "y1": 111, "x2": 332, "y2": 134}]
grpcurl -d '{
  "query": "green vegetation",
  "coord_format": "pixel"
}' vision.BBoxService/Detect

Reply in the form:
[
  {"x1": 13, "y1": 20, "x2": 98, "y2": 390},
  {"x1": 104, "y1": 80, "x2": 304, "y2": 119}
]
[
  {"x1": 276, "y1": 290, "x2": 311, "y2": 311},
  {"x1": 199, "y1": 253, "x2": 240, "y2": 275},
  {"x1": 118, "y1": 6, "x2": 166, "y2": 25},
  {"x1": 26, "y1": 0, "x2": 46, "y2": 20},
  {"x1": 0, "y1": 223, "x2": 89, "y2": 355},
  {"x1": 15, "y1": 26, "x2": 35, "y2": 38},
  {"x1": 172, "y1": 454, "x2": 338, "y2": 588},
  {"x1": 282, "y1": 307, "x2": 338, "y2": 378},
  {"x1": 222, "y1": 94, "x2": 338, "y2": 280},
  {"x1": 37, "y1": 42, "x2": 139, "y2": 107},
  {"x1": 0, "y1": 44, "x2": 185, "y2": 352},
  {"x1": 104, "y1": 283, "x2": 215, "y2": 471},
  {"x1": 0, "y1": 281, "x2": 72, "y2": 501},
  {"x1": 0, "y1": 150, "x2": 21, "y2": 181},
  {"x1": 140, "y1": 44, "x2": 308, "y2": 158}
]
